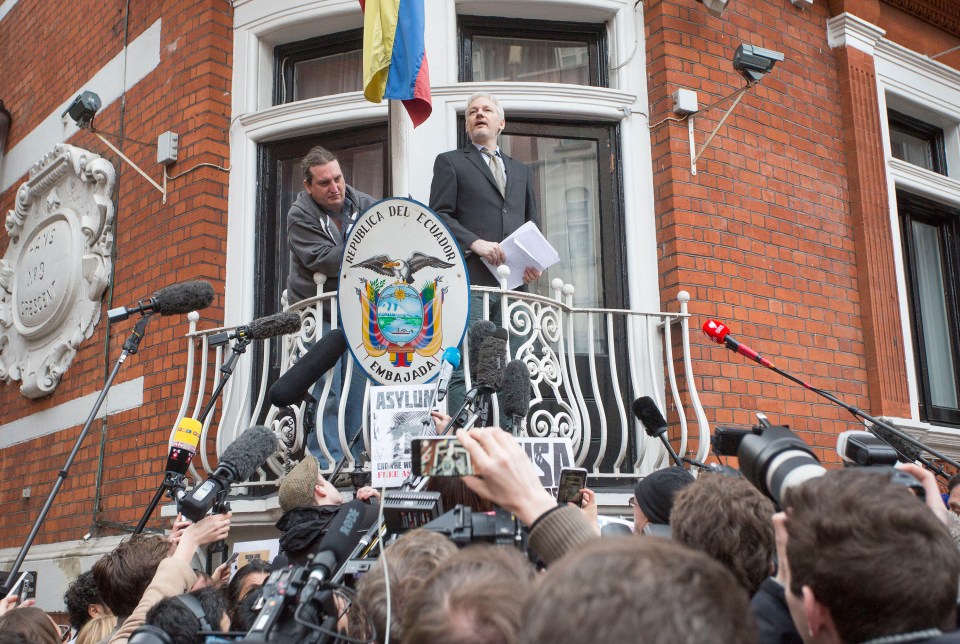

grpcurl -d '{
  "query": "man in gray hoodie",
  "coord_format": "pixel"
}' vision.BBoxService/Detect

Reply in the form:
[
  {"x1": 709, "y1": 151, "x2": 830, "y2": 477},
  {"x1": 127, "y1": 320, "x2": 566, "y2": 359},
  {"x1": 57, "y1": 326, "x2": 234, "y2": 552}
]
[{"x1": 287, "y1": 145, "x2": 376, "y2": 467}]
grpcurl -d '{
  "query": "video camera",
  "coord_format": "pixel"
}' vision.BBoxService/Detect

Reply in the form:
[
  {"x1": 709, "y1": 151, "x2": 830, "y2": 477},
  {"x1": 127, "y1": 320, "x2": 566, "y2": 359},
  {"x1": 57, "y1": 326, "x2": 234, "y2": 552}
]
[{"x1": 712, "y1": 413, "x2": 924, "y2": 506}]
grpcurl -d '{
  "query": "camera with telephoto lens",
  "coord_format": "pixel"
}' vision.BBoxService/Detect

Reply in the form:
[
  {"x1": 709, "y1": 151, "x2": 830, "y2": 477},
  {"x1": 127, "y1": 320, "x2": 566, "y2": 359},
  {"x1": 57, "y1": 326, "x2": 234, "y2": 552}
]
[{"x1": 714, "y1": 414, "x2": 924, "y2": 506}]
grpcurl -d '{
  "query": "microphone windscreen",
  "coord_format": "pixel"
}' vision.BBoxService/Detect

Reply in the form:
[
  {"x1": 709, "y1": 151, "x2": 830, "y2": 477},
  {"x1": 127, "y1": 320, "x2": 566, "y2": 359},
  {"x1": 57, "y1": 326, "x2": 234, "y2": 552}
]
[
  {"x1": 468, "y1": 320, "x2": 497, "y2": 378},
  {"x1": 869, "y1": 424, "x2": 923, "y2": 463},
  {"x1": 501, "y1": 359, "x2": 532, "y2": 419},
  {"x1": 442, "y1": 346, "x2": 461, "y2": 369},
  {"x1": 217, "y1": 426, "x2": 279, "y2": 483},
  {"x1": 475, "y1": 330, "x2": 508, "y2": 390},
  {"x1": 245, "y1": 311, "x2": 303, "y2": 340},
  {"x1": 702, "y1": 319, "x2": 730, "y2": 344},
  {"x1": 268, "y1": 329, "x2": 347, "y2": 407},
  {"x1": 152, "y1": 280, "x2": 215, "y2": 315},
  {"x1": 632, "y1": 396, "x2": 668, "y2": 438},
  {"x1": 316, "y1": 499, "x2": 377, "y2": 564}
]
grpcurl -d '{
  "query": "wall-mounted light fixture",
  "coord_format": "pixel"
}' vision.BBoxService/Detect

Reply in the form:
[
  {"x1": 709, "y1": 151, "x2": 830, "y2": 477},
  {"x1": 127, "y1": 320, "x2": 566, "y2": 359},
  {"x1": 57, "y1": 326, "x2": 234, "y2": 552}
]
[{"x1": 62, "y1": 91, "x2": 177, "y2": 203}]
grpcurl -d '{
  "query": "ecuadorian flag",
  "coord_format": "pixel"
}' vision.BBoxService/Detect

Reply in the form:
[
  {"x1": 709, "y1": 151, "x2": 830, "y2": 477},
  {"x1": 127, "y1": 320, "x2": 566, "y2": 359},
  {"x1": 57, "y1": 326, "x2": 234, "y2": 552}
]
[{"x1": 360, "y1": 0, "x2": 432, "y2": 127}]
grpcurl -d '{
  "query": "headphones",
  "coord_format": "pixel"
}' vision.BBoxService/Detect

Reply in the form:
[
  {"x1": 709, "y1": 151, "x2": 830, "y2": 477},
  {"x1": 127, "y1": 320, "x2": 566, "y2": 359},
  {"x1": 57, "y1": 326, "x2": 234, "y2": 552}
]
[{"x1": 127, "y1": 592, "x2": 213, "y2": 644}]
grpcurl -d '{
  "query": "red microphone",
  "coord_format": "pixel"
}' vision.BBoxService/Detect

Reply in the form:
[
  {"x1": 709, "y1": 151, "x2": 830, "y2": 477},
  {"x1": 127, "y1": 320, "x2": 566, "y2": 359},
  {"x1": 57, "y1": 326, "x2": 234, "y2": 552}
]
[{"x1": 701, "y1": 319, "x2": 773, "y2": 368}]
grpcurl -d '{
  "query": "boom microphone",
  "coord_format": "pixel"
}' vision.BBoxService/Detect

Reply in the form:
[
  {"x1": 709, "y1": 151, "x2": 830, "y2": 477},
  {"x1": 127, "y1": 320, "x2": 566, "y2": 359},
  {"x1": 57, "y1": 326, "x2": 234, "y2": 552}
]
[
  {"x1": 298, "y1": 500, "x2": 377, "y2": 604},
  {"x1": 165, "y1": 417, "x2": 203, "y2": 476},
  {"x1": 502, "y1": 359, "x2": 532, "y2": 434},
  {"x1": 268, "y1": 329, "x2": 348, "y2": 407},
  {"x1": 180, "y1": 426, "x2": 279, "y2": 522},
  {"x1": 108, "y1": 280, "x2": 215, "y2": 321},
  {"x1": 475, "y1": 329, "x2": 508, "y2": 391},
  {"x1": 702, "y1": 319, "x2": 773, "y2": 368},
  {"x1": 632, "y1": 396, "x2": 685, "y2": 468},
  {"x1": 208, "y1": 311, "x2": 302, "y2": 346}
]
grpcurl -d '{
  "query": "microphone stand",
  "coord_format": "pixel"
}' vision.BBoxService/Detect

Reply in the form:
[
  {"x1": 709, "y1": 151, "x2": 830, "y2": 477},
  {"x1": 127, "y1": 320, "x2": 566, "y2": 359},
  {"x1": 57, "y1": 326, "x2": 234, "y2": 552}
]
[
  {"x1": 728, "y1": 345, "x2": 960, "y2": 479},
  {"x1": 1, "y1": 313, "x2": 155, "y2": 595},
  {"x1": 133, "y1": 334, "x2": 252, "y2": 534}
]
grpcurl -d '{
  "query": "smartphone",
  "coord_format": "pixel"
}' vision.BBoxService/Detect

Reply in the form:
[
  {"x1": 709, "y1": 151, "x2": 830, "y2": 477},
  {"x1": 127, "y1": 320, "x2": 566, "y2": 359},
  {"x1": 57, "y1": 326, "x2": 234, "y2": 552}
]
[
  {"x1": 4, "y1": 571, "x2": 35, "y2": 604},
  {"x1": 556, "y1": 467, "x2": 588, "y2": 505},
  {"x1": 411, "y1": 437, "x2": 474, "y2": 477}
]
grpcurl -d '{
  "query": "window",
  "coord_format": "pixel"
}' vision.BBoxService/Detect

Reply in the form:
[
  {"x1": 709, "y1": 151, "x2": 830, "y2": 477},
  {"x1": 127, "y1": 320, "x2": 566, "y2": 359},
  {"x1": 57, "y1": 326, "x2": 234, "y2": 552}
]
[
  {"x1": 898, "y1": 190, "x2": 960, "y2": 426},
  {"x1": 274, "y1": 30, "x2": 364, "y2": 103},
  {"x1": 888, "y1": 109, "x2": 947, "y2": 175},
  {"x1": 459, "y1": 16, "x2": 607, "y2": 87}
]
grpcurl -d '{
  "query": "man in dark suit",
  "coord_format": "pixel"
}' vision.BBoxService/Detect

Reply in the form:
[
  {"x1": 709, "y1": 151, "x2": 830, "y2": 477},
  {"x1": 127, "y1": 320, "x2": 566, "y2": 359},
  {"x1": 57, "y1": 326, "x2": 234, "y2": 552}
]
[
  {"x1": 429, "y1": 92, "x2": 542, "y2": 289},
  {"x1": 429, "y1": 93, "x2": 542, "y2": 417}
]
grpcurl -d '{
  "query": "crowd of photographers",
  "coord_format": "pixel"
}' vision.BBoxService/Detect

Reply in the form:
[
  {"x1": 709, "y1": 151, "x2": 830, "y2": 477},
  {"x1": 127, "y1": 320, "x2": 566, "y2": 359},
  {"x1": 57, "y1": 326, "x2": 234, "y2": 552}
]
[{"x1": 4, "y1": 424, "x2": 960, "y2": 643}]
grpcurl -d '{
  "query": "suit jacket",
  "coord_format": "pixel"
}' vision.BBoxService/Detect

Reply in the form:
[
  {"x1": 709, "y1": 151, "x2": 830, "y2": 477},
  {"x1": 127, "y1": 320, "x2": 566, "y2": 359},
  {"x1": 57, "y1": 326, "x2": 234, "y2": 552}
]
[{"x1": 429, "y1": 144, "x2": 540, "y2": 287}]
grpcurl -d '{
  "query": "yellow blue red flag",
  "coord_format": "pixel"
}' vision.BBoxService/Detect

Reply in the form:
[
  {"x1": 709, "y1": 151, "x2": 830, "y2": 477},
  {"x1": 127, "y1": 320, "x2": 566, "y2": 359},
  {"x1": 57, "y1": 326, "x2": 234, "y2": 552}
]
[{"x1": 360, "y1": 0, "x2": 432, "y2": 127}]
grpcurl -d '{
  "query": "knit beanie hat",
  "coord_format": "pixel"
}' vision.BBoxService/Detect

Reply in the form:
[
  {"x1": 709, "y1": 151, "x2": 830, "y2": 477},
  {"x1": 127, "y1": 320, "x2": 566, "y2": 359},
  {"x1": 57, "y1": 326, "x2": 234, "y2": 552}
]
[
  {"x1": 633, "y1": 467, "x2": 695, "y2": 525},
  {"x1": 279, "y1": 455, "x2": 320, "y2": 513}
]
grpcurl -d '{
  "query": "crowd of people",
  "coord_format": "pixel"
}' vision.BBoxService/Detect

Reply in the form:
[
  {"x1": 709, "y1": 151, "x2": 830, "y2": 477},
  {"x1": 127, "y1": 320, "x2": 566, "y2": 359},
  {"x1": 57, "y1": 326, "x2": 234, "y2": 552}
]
[{"x1": 2, "y1": 424, "x2": 960, "y2": 643}]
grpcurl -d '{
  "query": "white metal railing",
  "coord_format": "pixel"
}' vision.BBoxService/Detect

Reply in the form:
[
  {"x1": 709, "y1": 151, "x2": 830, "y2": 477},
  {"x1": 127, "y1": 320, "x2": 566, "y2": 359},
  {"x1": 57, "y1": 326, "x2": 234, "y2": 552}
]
[{"x1": 172, "y1": 275, "x2": 709, "y2": 488}]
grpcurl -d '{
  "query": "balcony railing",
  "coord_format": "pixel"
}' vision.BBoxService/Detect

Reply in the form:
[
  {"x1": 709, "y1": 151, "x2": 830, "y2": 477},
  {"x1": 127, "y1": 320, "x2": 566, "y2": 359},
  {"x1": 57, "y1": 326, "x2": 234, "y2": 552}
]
[{"x1": 171, "y1": 275, "x2": 709, "y2": 489}]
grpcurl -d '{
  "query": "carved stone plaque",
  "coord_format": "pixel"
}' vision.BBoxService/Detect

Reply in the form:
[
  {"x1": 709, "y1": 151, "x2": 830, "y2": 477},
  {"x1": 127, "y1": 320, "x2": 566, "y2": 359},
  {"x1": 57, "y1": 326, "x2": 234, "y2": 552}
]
[{"x1": 0, "y1": 144, "x2": 115, "y2": 398}]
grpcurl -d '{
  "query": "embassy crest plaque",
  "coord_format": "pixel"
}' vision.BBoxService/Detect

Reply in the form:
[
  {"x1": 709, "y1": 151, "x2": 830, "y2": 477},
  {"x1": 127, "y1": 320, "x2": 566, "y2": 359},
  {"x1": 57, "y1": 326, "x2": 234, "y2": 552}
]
[
  {"x1": 338, "y1": 198, "x2": 469, "y2": 386},
  {"x1": 0, "y1": 144, "x2": 115, "y2": 398}
]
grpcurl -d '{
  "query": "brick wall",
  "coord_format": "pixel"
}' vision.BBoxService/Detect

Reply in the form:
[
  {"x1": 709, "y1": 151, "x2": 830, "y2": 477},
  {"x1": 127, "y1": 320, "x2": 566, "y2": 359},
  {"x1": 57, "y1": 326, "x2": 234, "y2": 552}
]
[{"x1": 0, "y1": 0, "x2": 231, "y2": 548}]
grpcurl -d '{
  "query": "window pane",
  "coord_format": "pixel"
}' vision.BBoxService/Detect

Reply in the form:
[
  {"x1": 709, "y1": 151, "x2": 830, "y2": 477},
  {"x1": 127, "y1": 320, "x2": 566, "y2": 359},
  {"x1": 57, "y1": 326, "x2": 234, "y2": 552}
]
[
  {"x1": 500, "y1": 133, "x2": 603, "y2": 349},
  {"x1": 472, "y1": 36, "x2": 590, "y2": 85},
  {"x1": 911, "y1": 220, "x2": 959, "y2": 409},
  {"x1": 890, "y1": 128, "x2": 935, "y2": 171},
  {"x1": 293, "y1": 50, "x2": 363, "y2": 100}
]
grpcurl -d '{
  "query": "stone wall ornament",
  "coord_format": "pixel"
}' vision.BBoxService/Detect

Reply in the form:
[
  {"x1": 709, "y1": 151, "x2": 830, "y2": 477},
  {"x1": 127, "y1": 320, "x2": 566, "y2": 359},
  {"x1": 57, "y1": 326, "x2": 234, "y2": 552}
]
[{"x1": 0, "y1": 144, "x2": 115, "y2": 398}]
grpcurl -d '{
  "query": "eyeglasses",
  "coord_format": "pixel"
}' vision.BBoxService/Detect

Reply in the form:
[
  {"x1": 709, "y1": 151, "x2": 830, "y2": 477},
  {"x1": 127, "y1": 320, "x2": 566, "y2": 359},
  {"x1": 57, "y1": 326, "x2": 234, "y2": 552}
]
[{"x1": 628, "y1": 497, "x2": 637, "y2": 508}]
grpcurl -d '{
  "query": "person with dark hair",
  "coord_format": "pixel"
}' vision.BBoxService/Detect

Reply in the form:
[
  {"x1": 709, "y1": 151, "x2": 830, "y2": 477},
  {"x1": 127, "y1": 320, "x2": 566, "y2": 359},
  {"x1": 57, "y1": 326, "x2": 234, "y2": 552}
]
[
  {"x1": 224, "y1": 560, "x2": 270, "y2": 614},
  {"x1": 229, "y1": 586, "x2": 263, "y2": 633},
  {"x1": 63, "y1": 570, "x2": 110, "y2": 641},
  {"x1": 522, "y1": 537, "x2": 755, "y2": 643},
  {"x1": 403, "y1": 544, "x2": 536, "y2": 644},
  {"x1": 0, "y1": 606, "x2": 62, "y2": 644},
  {"x1": 92, "y1": 534, "x2": 171, "y2": 626},
  {"x1": 946, "y1": 472, "x2": 960, "y2": 514},
  {"x1": 631, "y1": 466, "x2": 694, "y2": 533},
  {"x1": 349, "y1": 528, "x2": 458, "y2": 643},
  {"x1": 142, "y1": 587, "x2": 229, "y2": 644},
  {"x1": 286, "y1": 145, "x2": 377, "y2": 466},
  {"x1": 670, "y1": 472, "x2": 776, "y2": 595},
  {"x1": 777, "y1": 467, "x2": 960, "y2": 643}
]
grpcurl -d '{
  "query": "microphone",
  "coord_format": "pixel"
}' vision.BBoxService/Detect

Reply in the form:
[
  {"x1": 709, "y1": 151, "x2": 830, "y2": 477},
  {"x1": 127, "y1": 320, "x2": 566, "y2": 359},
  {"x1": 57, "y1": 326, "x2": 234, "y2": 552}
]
[
  {"x1": 180, "y1": 426, "x2": 279, "y2": 521},
  {"x1": 701, "y1": 319, "x2": 773, "y2": 368},
  {"x1": 468, "y1": 320, "x2": 497, "y2": 380},
  {"x1": 298, "y1": 500, "x2": 377, "y2": 604},
  {"x1": 268, "y1": 329, "x2": 348, "y2": 407},
  {"x1": 208, "y1": 312, "x2": 302, "y2": 346},
  {"x1": 632, "y1": 396, "x2": 685, "y2": 468},
  {"x1": 501, "y1": 359, "x2": 532, "y2": 434},
  {"x1": 433, "y1": 347, "x2": 461, "y2": 404},
  {"x1": 443, "y1": 330, "x2": 508, "y2": 433},
  {"x1": 858, "y1": 424, "x2": 922, "y2": 463},
  {"x1": 165, "y1": 417, "x2": 203, "y2": 476},
  {"x1": 108, "y1": 280, "x2": 215, "y2": 321}
]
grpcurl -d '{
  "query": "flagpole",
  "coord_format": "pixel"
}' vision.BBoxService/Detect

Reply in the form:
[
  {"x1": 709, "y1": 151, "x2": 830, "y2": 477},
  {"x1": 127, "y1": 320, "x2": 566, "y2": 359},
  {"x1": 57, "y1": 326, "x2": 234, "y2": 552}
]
[{"x1": 388, "y1": 99, "x2": 410, "y2": 198}]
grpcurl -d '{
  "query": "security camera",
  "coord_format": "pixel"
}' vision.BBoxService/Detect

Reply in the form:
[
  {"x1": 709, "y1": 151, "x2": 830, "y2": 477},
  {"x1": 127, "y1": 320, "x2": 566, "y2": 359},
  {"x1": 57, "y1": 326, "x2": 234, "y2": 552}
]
[
  {"x1": 62, "y1": 91, "x2": 102, "y2": 128},
  {"x1": 698, "y1": 0, "x2": 729, "y2": 17},
  {"x1": 732, "y1": 44, "x2": 784, "y2": 83}
]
